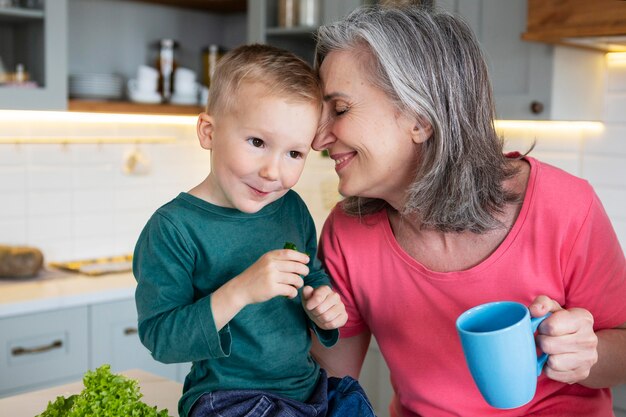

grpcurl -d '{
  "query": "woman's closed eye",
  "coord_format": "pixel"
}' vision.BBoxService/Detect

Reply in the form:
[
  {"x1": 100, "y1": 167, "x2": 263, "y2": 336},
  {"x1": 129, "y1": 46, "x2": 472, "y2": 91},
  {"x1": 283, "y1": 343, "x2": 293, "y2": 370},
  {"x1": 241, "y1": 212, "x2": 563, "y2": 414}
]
[
  {"x1": 335, "y1": 105, "x2": 349, "y2": 116},
  {"x1": 248, "y1": 137, "x2": 264, "y2": 148}
]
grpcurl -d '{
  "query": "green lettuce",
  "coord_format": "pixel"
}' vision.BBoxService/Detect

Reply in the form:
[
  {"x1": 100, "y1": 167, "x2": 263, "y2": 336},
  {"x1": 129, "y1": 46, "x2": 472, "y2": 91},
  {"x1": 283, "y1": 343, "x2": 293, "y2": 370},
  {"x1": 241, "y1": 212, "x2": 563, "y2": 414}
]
[{"x1": 37, "y1": 364, "x2": 171, "y2": 417}]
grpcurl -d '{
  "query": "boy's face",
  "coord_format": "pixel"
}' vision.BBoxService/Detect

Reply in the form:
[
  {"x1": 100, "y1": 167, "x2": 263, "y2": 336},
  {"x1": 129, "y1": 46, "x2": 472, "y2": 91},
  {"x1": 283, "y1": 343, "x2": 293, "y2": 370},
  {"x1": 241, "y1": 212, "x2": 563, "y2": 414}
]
[{"x1": 198, "y1": 82, "x2": 320, "y2": 213}]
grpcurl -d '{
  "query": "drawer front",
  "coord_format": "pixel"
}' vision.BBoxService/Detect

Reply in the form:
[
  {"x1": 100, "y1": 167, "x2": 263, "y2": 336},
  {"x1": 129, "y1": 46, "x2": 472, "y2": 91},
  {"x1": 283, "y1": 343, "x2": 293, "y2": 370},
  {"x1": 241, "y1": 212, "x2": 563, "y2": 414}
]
[
  {"x1": 91, "y1": 298, "x2": 178, "y2": 381},
  {"x1": 0, "y1": 307, "x2": 89, "y2": 394}
]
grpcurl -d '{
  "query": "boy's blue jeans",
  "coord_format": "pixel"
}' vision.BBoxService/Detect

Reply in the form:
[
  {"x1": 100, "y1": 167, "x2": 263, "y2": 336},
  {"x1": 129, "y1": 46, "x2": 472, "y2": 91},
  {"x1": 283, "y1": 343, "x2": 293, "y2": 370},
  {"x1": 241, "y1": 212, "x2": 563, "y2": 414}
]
[{"x1": 189, "y1": 369, "x2": 376, "y2": 417}]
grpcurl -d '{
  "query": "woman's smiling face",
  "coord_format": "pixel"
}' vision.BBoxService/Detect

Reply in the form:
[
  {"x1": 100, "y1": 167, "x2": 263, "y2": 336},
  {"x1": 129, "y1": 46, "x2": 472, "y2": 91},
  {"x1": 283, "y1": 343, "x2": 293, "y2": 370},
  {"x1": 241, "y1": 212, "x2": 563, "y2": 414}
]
[{"x1": 313, "y1": 49, "x2": 422, "y2": 208}]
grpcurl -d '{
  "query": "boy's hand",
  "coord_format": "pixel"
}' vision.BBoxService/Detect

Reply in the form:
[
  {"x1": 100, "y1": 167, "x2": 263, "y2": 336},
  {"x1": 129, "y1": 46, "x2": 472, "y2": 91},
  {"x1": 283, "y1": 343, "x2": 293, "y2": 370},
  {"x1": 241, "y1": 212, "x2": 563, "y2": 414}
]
[
  {"x1": 301, "y1": 285, "x2": 348, "y2": 330},
  {"x1": 235, "y1": 249, "x2": 309, "y2": 305}
]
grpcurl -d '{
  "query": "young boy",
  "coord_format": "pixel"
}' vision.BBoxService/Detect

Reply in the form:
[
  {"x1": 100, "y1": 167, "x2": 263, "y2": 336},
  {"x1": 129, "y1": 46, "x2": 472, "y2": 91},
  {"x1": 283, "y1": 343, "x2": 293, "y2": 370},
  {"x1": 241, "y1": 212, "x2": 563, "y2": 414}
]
[{"x1": 133, "y1": 45, "x2": 375, "y2": 417}]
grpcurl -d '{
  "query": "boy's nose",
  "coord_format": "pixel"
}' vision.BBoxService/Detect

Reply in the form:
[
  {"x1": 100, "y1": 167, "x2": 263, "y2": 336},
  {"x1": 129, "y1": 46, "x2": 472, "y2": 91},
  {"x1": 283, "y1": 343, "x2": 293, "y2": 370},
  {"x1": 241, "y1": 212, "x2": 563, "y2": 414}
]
[{"x1": 259, "y1": 158, "x2": 279, "y2": 181}]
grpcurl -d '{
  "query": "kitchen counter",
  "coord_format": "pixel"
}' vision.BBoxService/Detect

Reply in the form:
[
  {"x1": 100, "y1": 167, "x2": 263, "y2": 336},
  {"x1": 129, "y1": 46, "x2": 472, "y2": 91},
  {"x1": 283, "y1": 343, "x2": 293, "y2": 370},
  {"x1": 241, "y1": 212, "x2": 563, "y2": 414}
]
[
  {"x1": 0, "y1": 369, "x2": 182, "y2": 417},
  {"x1": 0, "y1": 269, "x2": 136, "y2": 318}
]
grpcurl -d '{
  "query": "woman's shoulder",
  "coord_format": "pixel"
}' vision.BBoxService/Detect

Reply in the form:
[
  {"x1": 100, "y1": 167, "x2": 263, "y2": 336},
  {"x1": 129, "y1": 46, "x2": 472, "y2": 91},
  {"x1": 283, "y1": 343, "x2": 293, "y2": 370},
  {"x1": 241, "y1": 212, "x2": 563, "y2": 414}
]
[
  {"x1": 529, "y1": 156, "x2": 595, "y2": 199},
  {"x1": 525, "y1": 156, "x2": 597, "y2": 221}
]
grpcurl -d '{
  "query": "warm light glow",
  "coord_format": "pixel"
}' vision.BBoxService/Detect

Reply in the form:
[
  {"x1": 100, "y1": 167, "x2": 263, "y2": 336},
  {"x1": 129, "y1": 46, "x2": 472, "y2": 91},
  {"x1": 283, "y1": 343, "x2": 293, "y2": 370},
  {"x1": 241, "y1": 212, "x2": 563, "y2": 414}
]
[
  {"x1": 606, "y1": 52, "x2": 626, "y2": 66},
  {"x1": 0, "y1": 110, "x2": 197, "y2": 125},
  {"x1": 494, "y1": 120, "x2": 604, "y2": 133},
  {"x1": 0, "y1": 136, "x2": 175, "y2": 144}
]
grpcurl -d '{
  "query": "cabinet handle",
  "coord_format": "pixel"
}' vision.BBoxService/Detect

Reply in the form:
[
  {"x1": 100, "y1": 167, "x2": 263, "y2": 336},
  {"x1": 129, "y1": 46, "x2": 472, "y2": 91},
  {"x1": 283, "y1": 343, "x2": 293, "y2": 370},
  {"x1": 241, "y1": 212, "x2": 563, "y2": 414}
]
[
  {"x1": 11, "y1": 340, "x2": 63, "y2": 356},
  {"x1": 124, "y1": 327, "x2": 138, "y2": 335},
  {"x1": 530, "y1": 101, "x2": 544, "y2": 114}
]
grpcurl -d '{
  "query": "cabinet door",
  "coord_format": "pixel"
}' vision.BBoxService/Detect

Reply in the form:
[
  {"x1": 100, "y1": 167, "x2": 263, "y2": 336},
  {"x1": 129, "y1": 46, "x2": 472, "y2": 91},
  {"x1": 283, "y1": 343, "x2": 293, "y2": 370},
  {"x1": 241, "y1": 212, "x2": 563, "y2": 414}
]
[
  {"x1": 0, "y1": 306, "x2": 89, "y2": 397},
  {"x1": 438, "y1": 0, "x2": 553, "y2": 120},
  {"x1": 90, "y1": 299, "x2": 179, "y2": 381},
  {"x1": 0, "y1": 0, "x2": 67, "y2": 110},
  {"x1": 614, "y1": 384, "x2": 626, "y2": 415}
]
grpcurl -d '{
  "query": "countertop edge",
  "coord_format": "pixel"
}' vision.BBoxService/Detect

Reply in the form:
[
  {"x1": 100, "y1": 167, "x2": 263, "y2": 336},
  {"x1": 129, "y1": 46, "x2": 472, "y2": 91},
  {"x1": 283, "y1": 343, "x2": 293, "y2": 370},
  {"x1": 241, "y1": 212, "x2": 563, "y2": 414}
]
[{"x1": 0, "y1": 271, "x2": 137, "y2": 319}]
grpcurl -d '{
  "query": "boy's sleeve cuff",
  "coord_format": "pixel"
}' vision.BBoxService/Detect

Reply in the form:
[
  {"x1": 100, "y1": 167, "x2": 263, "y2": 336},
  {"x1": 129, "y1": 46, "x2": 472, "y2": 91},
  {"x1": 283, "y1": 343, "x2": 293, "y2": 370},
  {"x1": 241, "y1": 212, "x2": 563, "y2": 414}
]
[
  {"x1": 311, "y1": 322, "x2": 339, "y2": 347},
  {"x1": 200, "y1": 295, "x2": 232, "y2": 358}
]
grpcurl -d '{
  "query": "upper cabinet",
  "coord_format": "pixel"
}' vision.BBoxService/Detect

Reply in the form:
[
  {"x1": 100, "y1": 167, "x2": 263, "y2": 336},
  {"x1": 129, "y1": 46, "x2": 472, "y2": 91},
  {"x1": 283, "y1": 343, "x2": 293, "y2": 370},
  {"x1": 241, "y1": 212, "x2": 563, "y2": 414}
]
[
  {"x1": 247, "y1": 0, "x2": 364, "y2": 64},
  {"x1": 522, "y1": 0, "x2": 626, "y2": 53},
  {"x1": 0, "y1": 0, "x2": 67, "y2": 110},
  {"x1": 438, "y1": 0, "x2": 603, "y2": 121}
]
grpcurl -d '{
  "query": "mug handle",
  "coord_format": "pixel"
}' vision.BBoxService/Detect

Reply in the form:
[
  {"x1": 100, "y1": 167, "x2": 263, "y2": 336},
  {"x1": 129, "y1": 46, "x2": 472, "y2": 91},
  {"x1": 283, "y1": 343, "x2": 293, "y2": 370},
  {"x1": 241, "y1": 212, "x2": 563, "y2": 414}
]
[{"x1": 531, "y1": 312, "x2": 552, "y2": 376}]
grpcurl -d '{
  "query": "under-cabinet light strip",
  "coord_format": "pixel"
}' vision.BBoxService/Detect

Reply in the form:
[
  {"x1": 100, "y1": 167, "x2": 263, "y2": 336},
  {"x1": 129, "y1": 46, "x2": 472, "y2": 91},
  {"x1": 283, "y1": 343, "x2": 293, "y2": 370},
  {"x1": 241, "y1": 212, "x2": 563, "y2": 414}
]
[
  {"x1": 0, "y1": 110, "x2": 197, "y2": 125},
  {"x1": 494, "y1": 120, "x2": 604, "y2": 132},
  {"x1": 0, "y1": 136, "x2": 176, "y2": 144},
  {"x1": 0, "y1": 111, "x2": 604, "y2": 133}
]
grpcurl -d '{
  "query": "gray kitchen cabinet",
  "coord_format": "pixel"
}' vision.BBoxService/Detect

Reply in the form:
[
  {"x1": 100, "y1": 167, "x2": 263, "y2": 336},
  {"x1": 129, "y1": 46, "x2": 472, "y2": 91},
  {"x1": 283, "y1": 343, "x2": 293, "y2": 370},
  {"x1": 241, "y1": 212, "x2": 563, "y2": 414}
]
[
  {"x1": 0, "y1": 297, "x2": 191, "y2": 399},
  {"x1": 247, "y1": 0, "x2": 364, "y2": 63},
  {"x1": 614, "y1": 384, "x2": 626, "y2": 416},
  {"x1": 0, "y1": 306, "x2": 89, "y2": 397},
  {"x1": 0, "y1": 0, "x2": 67, "y2": 110},
  {"x1": 90, "y1": 298, "x2": 180, "y2": 382},
  {"x1": 437, "y1": 0, "x2": 603, "y2": 121}
]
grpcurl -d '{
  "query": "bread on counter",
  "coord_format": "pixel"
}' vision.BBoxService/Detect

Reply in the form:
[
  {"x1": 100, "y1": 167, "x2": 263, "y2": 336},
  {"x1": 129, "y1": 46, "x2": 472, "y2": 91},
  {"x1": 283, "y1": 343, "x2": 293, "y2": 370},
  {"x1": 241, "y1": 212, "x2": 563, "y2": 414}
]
[{"x1": 0, "y1": 245, "x2": 44, "y2": 278}]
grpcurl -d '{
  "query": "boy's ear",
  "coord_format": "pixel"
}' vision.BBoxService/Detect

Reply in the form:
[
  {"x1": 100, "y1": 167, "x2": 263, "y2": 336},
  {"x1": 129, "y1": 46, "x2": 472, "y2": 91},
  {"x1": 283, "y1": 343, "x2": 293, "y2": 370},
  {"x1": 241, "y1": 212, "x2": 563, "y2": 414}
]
[
  {"x1": 197, "y1": 112, "x2": 216, "y2": 150},
  {"x1": 410, "y1": 119, "x2": 433, "y2": 144}
]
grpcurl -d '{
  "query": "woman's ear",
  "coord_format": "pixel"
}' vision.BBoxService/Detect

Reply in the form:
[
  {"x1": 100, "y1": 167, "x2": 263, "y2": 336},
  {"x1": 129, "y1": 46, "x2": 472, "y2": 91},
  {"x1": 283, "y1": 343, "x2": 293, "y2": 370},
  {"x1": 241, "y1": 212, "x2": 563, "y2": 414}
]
[
  {"x1": 197, "y1": 112, "x2": 215, "y2": 150},
  {"x1": 411, "y1": 120, "x2": 433, "y2": 144}
]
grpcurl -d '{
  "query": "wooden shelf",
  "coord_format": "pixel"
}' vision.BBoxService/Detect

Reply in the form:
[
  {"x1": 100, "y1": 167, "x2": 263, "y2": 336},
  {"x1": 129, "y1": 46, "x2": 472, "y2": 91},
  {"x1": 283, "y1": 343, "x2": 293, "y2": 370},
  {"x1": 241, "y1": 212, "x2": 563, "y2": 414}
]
[
  {"x1": 68, "y1": 100, "x2": 204, "y2": 116},
  {"x1": 0, "y1": 7, "x2": 44, "y2": 22}
]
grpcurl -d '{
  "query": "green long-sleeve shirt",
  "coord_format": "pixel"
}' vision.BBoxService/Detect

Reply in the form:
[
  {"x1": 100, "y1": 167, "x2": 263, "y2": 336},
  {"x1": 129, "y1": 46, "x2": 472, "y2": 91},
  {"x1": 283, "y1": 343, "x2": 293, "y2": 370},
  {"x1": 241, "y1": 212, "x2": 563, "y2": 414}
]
[{"x1": 133, "y1": 191, "x2": 338, "y2": 417}]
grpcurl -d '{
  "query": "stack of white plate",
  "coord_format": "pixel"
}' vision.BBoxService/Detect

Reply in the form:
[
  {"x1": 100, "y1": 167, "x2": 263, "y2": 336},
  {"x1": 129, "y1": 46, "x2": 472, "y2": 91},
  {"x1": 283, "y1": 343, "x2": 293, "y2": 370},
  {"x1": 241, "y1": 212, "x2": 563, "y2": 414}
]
[{"x1": 69, "y1": 73, "x2": 124, "y2": 100}]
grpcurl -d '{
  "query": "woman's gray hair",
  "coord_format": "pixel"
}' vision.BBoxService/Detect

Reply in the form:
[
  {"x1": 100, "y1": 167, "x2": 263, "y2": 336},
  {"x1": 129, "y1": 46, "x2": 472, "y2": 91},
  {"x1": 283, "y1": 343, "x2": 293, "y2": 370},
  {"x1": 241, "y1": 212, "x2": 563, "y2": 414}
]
[{"x1": 315, "y1": 5, "x2": 520, "y2": 233}]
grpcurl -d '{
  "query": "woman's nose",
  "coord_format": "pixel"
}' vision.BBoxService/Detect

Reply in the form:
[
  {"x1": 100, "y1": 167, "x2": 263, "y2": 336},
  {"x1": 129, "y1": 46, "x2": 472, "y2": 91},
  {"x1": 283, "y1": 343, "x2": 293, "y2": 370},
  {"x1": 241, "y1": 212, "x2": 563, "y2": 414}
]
[{"x1": 312, "y1": 119, "x2": 336, "y2": 151}]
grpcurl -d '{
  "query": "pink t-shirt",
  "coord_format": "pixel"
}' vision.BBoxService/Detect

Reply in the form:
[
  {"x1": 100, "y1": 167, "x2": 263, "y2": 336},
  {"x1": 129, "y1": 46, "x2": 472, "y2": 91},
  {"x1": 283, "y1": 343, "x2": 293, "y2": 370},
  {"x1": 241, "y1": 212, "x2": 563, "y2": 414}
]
[{"x1": 319, "y1": 156, "x2": 626, "y2": 417}]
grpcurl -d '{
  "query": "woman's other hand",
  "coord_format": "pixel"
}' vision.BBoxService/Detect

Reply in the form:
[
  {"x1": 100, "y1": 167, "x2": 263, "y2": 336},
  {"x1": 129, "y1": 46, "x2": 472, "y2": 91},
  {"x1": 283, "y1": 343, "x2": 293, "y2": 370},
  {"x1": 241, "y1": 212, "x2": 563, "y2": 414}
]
[
  {"x1": 301, "y1": 285, "x2": 348, "y2": 330},
  {"x1": 530, "y1": 295, "x2": 599, "y2": 384}
]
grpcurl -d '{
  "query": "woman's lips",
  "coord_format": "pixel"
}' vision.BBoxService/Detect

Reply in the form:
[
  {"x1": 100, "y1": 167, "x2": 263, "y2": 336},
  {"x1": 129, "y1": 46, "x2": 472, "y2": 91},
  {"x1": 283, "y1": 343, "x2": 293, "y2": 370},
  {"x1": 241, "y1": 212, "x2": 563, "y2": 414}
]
[{"x1": 331, "y1": 151, "x2": 356, "y2": 172}]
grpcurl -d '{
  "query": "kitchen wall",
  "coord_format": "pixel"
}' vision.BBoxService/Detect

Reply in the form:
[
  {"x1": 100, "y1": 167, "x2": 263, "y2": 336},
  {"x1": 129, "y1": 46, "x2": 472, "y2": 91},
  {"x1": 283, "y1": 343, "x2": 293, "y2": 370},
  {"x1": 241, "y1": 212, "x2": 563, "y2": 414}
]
[{"x1": 0, "y1": 47, "x2": 624, "y2": 263}]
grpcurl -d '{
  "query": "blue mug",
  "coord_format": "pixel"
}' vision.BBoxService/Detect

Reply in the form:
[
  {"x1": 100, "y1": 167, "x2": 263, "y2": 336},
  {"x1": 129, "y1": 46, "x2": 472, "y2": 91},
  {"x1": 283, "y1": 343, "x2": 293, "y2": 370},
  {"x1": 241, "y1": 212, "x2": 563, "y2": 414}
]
[{"x1": 456, "y1": 301, "x2": 550, "y2": 409}]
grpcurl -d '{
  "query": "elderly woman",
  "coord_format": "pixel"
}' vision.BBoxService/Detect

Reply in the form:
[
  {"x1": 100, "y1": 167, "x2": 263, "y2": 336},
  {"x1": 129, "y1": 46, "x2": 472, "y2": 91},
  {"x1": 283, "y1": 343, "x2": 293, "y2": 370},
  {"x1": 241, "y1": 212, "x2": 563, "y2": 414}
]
[{"x1": 308, "y1": 4, "x2": 626, "y2": 417}]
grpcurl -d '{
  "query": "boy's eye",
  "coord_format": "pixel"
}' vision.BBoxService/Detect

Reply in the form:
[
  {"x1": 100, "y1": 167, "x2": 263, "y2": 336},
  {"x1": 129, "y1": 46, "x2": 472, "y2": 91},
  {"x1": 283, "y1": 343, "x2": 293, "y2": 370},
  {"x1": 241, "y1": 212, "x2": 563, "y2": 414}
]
[
  {"x1": 289, "y1": 150, "x2": 302, "y2": 159},
  {"x1": 248, "y1": 137, "x2": 264, "y2": 147}
]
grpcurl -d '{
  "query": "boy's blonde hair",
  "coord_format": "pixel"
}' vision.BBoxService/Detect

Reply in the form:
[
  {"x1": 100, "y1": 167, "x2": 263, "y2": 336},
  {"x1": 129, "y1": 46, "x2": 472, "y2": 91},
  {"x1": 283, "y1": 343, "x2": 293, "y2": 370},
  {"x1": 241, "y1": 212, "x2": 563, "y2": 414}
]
[{"x1": 207, "y1": 44, "x2": 322, "y2": 115}]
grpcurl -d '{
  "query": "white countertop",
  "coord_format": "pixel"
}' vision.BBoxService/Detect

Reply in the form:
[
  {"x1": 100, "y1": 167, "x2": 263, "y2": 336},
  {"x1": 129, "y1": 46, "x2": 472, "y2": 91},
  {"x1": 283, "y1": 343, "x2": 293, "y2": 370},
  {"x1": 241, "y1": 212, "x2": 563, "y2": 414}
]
[
  {"x1": 0, "y1": 369, "x2": 182, "y2": 417},
  {"x1": 0, "y1": 269, "x2": 136, "y2": 318}
]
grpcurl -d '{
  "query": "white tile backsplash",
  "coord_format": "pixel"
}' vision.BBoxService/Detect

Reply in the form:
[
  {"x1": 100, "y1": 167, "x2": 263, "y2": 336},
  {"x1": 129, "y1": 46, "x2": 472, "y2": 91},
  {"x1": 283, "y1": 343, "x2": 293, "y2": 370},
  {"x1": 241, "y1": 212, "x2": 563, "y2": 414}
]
[
  {"x1": 584, "y1": 155, "x2": 626, "y2": 187},
  {"x1": 583, "y1": 125, "x2": 626, "y2": 156},
  {"x1": 0, "y1": 166, "x2": 26, "y2": 191},
  {"x1": 607, "y1": 63, "x2": 626, "y2": 93},
  {"x1": 595, "y1": 187, "x2": 626, "y2": 221},
  {"x1": 604, "y1": 93, "x2": 626, "y2": 123},
  {"x1": 0, "y1": 191, "x2": 26, "y2": 218}
]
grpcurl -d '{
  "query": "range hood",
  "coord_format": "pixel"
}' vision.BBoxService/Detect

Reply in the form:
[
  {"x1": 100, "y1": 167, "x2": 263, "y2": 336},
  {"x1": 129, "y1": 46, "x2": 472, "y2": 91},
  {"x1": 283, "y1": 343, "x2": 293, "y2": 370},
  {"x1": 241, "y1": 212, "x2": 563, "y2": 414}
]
[{"x1": 522, "y1": 0, "x2": 626, "y2": 52}]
